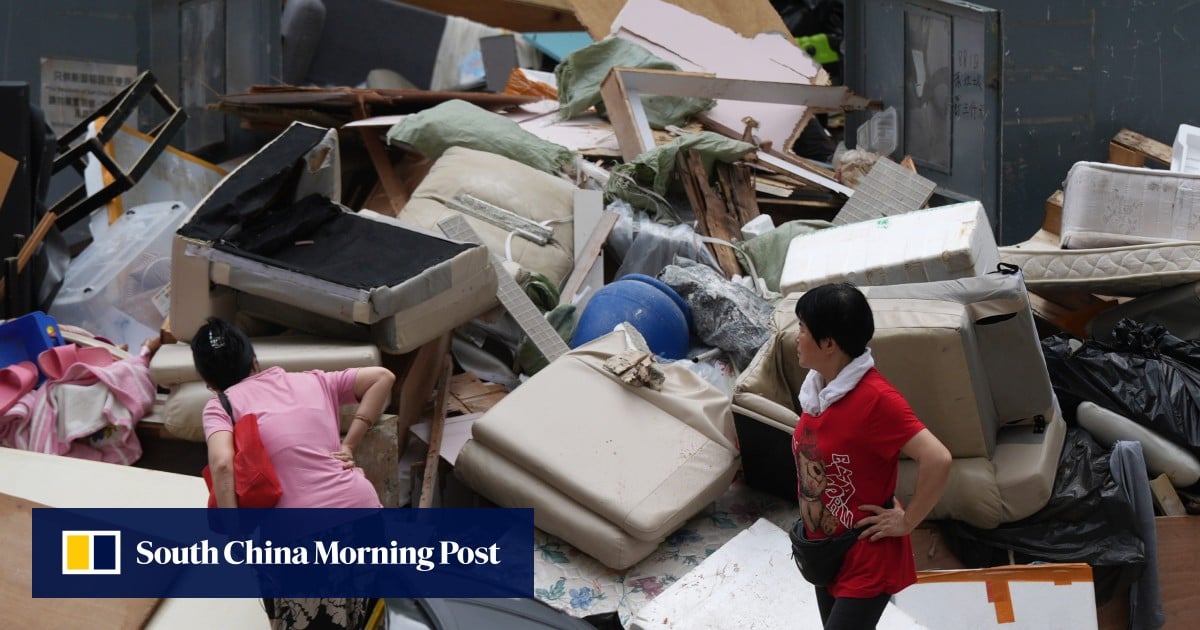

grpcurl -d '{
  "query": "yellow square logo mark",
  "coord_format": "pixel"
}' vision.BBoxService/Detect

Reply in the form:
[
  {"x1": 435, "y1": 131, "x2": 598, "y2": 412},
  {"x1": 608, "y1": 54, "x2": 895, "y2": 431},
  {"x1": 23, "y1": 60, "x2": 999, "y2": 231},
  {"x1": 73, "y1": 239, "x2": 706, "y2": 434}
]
[{"x1": 62, "y1": 531, "x2": 121, "y2": 575}]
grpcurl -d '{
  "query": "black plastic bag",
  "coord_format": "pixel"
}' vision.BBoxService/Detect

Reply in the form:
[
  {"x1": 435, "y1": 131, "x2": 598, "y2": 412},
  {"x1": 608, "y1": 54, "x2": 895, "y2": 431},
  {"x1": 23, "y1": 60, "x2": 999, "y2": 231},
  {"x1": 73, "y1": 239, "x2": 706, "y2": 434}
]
[
  {"x1": 1042, "y1": 319, "x2": 1200, "y2": 457},
  {"x1": 938, "y1": 428, "x2": 1144, "y2": 603},
  {"x1": 940, "y1": 428, "x2": 1144, "y2": 566}
]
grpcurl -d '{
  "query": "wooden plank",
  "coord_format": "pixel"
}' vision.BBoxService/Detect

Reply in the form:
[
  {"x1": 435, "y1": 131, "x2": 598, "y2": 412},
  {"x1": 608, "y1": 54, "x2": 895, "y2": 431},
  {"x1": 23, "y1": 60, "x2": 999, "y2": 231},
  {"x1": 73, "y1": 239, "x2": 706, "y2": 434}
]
[
  {"x1": 1111, "y1": 128, "x2": 1173, "y2": 166},
  {"x1": 1, "y1": 492, "x2": 164, "y2": 629},
  {"x1": 417, "y1": 353, "x2": 454, "y2": 509},
  {"x1": 1108, "y1": 142, "x2": 1147, "y2": 168},
  {"x1": 716, "y1": 161, "x2": 761, "y2": 229},
  {"x1": 391, "y1": 333, "x2": 452, "y2": 461},
  {"x1": 560, "y1": 203, "x2": 619, "y2": 304},
  {"x1": 612, "y1": 67, "x2": 878, "y2": 111},
  {"x1": 599, "y1": 68, "x2": 648, "y2": 162},
  {"x1": 359, "y1": 127, "x2": 408, "y2": 216},
  {"x1": 1156, "y1": 516, "x2": 1200, "y2": 627},
  {"x1": 569, "y1": 0, "x2": 790, "y2": 40},
  {"x1": 680, "y1": 150, "x2": 742, "y2": 278},
  {"x1": 1043, "y1": 190, "x2": 1064, "y2": 236}
]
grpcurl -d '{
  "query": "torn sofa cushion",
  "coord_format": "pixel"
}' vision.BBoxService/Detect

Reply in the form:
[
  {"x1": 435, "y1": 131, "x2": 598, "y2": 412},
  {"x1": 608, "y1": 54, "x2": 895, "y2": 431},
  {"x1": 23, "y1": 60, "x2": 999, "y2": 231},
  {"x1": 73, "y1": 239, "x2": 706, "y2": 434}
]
[{"x1": 401, "y1": 146, "x2": 577, "y2": 287}]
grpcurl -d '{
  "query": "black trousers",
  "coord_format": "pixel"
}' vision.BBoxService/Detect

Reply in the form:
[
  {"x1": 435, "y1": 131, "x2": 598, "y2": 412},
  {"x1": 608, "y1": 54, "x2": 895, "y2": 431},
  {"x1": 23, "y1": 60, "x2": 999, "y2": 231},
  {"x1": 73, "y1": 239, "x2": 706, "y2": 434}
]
[{"x1": 814, "y1": 586, "x2": 891, "y2": 629}]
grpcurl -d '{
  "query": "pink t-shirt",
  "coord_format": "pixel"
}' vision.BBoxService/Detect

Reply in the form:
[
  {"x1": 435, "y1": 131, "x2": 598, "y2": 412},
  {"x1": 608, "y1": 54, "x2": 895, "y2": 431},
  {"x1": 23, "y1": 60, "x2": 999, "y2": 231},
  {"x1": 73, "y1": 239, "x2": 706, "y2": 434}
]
[{"x1": 202, "y1": 366, "x2": 382, "y2": 508}]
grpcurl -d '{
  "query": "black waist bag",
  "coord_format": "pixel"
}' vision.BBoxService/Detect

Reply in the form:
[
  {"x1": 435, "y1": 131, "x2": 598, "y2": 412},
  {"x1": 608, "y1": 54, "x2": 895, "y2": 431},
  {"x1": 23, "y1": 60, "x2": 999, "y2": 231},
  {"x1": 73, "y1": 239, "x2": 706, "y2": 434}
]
[
  {"x1": 789, "y1": 498, "x2": 892, "y2": 586},
  {"x1": 789, "y1": 521, "x2": 863, "y2": 587}
]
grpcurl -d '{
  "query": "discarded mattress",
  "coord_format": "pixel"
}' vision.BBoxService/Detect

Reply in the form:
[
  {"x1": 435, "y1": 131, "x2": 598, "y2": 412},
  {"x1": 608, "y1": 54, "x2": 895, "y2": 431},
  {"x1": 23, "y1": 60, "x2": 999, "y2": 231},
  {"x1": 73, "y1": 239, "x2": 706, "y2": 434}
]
[
  {"x1": 397, "y1": 146, "x2": 576, "y2": 288},
  {"x1": 1061, "y1": 161, "x2": 1200, "y2": 249},
  {"x1": 149, "y1": 335, "x2": 381, "y2": 387},
  {"x1": 780, "y1": 201, "x2": 999, "y2": 295},
  {"x1": 999, "y1": 229, "x2": 1200, "y2": 296},
  {"x1": 172, "y1": 122, "x2": 496, "y2": 352},
  {"x1": 454, "y1": 330, "x2": 740, "y2": 569}
]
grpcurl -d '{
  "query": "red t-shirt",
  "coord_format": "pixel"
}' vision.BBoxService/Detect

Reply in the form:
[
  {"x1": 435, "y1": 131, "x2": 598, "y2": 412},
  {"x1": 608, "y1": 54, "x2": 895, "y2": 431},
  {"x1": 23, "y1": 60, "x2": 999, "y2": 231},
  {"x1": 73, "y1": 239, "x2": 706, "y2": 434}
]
[{"x1": 791, "y1": 367, "x2": 926, "y2": 598}]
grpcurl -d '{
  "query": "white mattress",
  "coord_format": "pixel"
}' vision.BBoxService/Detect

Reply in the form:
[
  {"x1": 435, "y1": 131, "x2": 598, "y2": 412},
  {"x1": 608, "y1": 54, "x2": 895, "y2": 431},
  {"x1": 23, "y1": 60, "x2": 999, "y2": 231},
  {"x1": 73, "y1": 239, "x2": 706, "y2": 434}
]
[
  {"x1": 780, "y1": 201, "x2": 999, "y2": 295},
  {"x1": 1061, "y1": 161, "x2": 1200, "y2": 248},
  {"x1": 1000, "y1": 230, "x2": 1200, "y2": 296}
]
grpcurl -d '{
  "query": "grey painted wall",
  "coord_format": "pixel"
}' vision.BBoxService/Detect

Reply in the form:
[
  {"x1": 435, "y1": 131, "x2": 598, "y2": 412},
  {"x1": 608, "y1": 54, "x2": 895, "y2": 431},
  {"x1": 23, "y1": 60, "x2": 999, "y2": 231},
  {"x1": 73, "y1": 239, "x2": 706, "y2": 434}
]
[{"x1": 848, "y1": 0, "x2": 1200, "y2": 244}]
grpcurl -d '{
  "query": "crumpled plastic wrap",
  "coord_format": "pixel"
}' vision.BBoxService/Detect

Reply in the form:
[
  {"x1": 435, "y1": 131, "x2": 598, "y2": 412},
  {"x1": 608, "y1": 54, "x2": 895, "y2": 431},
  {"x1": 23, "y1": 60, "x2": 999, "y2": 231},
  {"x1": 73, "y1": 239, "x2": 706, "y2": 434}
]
[
  {"x1": 1043, "y1": 319, "x2": 1200, "y2": 457},
  {"x1": 658, "y1": 259, "x2": 774, "y2": 370}
]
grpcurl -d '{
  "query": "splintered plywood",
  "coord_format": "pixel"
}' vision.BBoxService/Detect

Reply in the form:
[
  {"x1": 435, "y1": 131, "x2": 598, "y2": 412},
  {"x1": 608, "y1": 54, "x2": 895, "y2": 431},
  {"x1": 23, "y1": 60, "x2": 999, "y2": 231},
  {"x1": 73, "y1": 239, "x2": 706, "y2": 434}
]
[
  {"x1": 569, "y1": 0, "x2": 791, "y2": 40},
  {"x1": 609, "y1": 0, "x2": 823, "y2": 155},
  {"x1": 0, "y1": 492, "x2": 163, "y2": 629}
]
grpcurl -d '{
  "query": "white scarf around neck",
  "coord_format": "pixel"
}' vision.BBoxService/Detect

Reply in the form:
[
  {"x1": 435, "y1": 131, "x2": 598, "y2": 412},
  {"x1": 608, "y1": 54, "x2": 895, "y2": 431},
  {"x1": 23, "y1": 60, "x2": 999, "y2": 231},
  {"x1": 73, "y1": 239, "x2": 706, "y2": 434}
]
[{"x1": 798, "y1": 348, "x2": 875, "y2": 417}]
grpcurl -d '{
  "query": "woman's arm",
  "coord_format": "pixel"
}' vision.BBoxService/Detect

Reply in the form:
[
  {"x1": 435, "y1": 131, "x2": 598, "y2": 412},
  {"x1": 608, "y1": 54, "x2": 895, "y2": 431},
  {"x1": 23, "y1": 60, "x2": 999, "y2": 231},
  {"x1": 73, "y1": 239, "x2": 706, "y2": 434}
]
[
  {"x1": 207, "y1": 430, "x2": 238, "y2": 508},
  {"x1": 856, "y1": 428, "x2": 952, "y2": 541},
  {"x1": 334, "y1": 367, "x2": 397, "y2": 467}
]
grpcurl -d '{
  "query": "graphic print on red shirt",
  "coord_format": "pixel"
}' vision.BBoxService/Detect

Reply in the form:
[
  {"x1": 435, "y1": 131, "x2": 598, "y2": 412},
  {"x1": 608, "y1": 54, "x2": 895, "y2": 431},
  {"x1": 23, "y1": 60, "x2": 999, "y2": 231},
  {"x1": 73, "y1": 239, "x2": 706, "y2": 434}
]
[{"x1": 791, "y1": 368, "x2": 927, "y2": 598}]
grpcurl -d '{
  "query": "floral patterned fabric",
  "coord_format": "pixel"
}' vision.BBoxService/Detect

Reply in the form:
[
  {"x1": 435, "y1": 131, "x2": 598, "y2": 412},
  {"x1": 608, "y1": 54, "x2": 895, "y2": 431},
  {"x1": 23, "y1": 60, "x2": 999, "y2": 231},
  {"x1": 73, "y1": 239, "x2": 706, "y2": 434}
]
[{"x1": 533, "y1": 478, "x2": 795, "y2": 626}]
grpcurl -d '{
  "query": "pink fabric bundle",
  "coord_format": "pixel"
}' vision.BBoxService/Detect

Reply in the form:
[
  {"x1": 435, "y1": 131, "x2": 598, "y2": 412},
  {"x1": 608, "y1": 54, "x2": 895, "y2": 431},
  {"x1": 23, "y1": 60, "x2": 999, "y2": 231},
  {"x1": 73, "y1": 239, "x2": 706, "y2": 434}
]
[{"x1": 0, "y1": 351, "x2": 154, "y2": 465}]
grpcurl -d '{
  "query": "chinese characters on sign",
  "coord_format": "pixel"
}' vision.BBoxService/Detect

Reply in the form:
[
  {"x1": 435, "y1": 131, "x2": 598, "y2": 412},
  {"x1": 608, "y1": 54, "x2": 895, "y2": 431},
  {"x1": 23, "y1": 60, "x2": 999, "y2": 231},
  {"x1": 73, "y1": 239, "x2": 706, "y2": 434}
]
[{"x1": 40, "y1": 58, "x2": 139, "y2": 136}]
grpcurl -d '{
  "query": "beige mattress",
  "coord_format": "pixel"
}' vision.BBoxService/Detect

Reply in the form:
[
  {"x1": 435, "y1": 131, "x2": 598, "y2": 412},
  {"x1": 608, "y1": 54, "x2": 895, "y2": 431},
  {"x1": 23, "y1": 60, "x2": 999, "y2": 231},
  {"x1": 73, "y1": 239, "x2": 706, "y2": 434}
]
[
  {"x1": 1061, "y1": 161, "x2": 1200, "y2": 248},
  {"x1": 1000, "y1": 229, "x2": 1200, "y2": 296},
  {"x1": 149, "y1": 335, "x2": 381, "y2": 387}
]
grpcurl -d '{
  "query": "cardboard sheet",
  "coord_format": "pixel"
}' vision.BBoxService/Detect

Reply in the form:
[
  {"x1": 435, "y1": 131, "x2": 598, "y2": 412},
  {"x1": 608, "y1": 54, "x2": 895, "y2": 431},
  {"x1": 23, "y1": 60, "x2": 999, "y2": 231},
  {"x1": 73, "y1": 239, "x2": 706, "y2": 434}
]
[
  {"x1": 0, "y1": 492, "x2": 163, "y2": 630},
  {"x1": 0, "y1": 150, "x2": 16, "y2": 207},
  {"x1": 570, "y1": 0, "x2": 790, "y2": 40}
]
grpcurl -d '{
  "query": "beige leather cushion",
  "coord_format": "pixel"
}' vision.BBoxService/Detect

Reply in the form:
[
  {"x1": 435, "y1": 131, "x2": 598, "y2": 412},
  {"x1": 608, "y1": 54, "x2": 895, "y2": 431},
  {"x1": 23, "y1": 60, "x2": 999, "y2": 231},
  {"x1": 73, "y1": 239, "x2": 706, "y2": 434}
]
[
  {"x1": 399, "y1": 146, "x2": 576, "y2": 287},
  {"x1": 150, "y1": 336, "x2": 381, "y2": 387},
  {"x1": 454, "y1": 440, "x2": 659, "y2": 570},
  {"x1": 164, "y1": 382, "x2": 211, "y2": 442},
  {"x1": 870, "y1": 299, "x2": 998, "y2": 459},
  {"x1": 898, "y1": 409, "x2": 1065, "y2": 528},
  {"x1": 464, "y1": 331, "x2": 739, "y2": 542},
  {"x1": 761, "y1": 297, "x2": 999, "y2": 458}
]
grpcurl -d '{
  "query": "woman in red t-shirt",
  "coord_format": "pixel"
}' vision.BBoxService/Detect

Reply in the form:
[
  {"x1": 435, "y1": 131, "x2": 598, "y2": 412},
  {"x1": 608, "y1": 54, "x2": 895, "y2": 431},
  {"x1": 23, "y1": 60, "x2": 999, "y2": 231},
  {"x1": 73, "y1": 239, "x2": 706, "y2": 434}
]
[{"x1": 791, "y1": 283, "x2": 952, "y2": 629}]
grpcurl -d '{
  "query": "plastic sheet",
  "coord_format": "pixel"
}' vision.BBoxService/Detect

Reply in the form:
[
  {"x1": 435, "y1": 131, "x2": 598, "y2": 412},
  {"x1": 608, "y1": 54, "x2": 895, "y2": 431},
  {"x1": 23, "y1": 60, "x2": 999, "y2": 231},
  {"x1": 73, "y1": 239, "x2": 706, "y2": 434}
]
[
  {"x1": 606, "y1": 202, "x2": 721, "y2": 279},
  {"x1": 658, "y1": 259, "x2": 774, "y2": 371},
  {"x1": 1042, "y1": 319, "x2": 1200, "y2": 457}
]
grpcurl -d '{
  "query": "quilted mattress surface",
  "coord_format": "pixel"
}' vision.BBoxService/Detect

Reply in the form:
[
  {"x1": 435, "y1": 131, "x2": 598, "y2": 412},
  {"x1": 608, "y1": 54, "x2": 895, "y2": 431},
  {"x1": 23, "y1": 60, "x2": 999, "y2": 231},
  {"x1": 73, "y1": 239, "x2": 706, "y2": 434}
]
[{"x1": 1000, "y1": 230, "x2": 1200, "y2": 296}]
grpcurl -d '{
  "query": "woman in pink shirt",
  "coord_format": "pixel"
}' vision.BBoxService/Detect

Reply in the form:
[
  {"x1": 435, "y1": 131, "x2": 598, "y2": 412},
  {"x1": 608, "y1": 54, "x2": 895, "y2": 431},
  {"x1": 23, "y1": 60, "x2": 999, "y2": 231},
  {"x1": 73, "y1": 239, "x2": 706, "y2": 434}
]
[{"x1": 191, "y1": 317, "x2": 395, "y2": 629}]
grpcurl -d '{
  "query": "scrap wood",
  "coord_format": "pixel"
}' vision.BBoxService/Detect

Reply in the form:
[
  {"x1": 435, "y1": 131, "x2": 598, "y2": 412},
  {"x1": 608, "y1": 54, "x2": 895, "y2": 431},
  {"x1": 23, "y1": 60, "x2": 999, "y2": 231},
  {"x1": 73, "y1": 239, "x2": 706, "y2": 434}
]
[
  {"x1": 441, "y1": 372, "x2": 508, "y2": 417},
  {"x1": 418, "y1": 353, "x2": 454, "y2": 509},
  {"x1": 561, "y1": 206, "x2": 620, "y2": 304},
  {"x1": 716, "y1": 161, "x2": 761, "y2": 227},
  {"x1": 599, "y1": 66, "x2": 877, "y2": 162},
  {"x1": 1108, "y1": 128, "x2": 1172, "y2": 168},
  {"x1": 1026, "y1": 290, "x2": 1116, "y2": 339},
  {"x1": 1043, "y1": 190, "x2": 1064, "y2": 236},
  {"x1": 603, "y1": 349, "x2": 665, "y2": 390},
  {"x1": 677, "y1": 149, "x2": 743, "y2": 278}
]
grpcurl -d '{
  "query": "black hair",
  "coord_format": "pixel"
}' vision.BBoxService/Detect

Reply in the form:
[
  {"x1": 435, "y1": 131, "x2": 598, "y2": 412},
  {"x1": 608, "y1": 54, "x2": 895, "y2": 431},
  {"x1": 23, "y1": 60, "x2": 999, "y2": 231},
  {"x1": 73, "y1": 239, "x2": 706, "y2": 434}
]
[
  {"x1": 190, "y1": 317, "x2": 256, "y2": 391},
  {"x1": 794, "y1": 282, "x2": 874, "y2": 358}
]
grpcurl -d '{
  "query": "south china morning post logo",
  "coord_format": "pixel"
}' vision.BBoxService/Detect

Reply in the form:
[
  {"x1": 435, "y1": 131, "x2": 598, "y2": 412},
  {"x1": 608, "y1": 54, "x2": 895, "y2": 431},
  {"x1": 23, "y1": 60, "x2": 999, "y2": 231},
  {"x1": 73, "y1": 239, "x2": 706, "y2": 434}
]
[
  {"x1": 61, "y1": 530, "x2": 121, "y2": 575},
  {"x1": 34, "y1": 508, "x2": 534, "y2": 598}
]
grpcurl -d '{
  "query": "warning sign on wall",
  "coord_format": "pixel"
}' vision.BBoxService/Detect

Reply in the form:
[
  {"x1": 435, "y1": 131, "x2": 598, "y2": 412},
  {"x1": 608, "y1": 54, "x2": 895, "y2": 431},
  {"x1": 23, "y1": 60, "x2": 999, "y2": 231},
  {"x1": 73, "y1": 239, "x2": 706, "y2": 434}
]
[{"x1": 39, "y1": 58, "x2": 139, "y2": 137}]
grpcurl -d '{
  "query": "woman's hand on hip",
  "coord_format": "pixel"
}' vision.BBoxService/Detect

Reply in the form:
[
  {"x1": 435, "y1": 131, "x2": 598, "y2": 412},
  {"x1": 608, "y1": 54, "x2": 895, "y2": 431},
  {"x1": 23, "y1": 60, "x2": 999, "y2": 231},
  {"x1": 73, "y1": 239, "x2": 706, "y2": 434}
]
[
  {"x1": 331, "y1": 445, "x2": 356, "y2": 469},
  {"x1": 854, "y1": 497, "x2": 912, "y2": 541}
]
